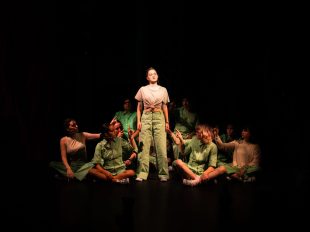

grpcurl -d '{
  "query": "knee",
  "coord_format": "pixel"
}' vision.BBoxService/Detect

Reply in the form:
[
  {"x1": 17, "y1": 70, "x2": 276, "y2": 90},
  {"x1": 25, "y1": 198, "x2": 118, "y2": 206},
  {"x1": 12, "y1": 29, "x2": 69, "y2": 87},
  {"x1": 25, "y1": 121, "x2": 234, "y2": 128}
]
[
  {"x1": 218, "y1": 166, "x2": 226, "y2": 174},
  {"x1": 128, "y1": 170, "x2": 135, "y2": 177}
]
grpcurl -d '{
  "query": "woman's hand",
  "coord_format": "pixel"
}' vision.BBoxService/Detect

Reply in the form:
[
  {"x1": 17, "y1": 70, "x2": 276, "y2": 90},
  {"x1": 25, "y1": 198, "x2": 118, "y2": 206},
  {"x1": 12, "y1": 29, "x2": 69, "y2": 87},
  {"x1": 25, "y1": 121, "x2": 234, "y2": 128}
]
[
  {"x1": 117, "y1": 129, "x2": 124, "y2": 138},
  {"x1": 213, "y1": 127, "x2": 219, "y2": 137},
  {"x1": 124, "y1": 159, "x2": 132, "y2": 166},
  {"x1": 165, "y1": 122, "x2": 170, "y2": 131},
  {"x1": 66, "y1": 167, "x2": 75, "y2": 179},
  {"x1": 110, "y1": 117, "x2": 117, "y2": 125},
  {"x1": 137, "y1": 122, "x2": 142, "y2": 131}
]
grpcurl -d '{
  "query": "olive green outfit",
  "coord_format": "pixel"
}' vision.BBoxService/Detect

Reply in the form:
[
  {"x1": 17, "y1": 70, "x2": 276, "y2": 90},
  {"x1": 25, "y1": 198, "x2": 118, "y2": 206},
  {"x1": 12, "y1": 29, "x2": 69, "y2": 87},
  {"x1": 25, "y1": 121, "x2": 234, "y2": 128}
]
[
  {"x1": 135, "y1": 85, "x2": 170, "y2": 180},
  {"x1": 173, "y1": 107, "x2": 199, "y2": 161},
  {"x1": 173, "y1": 136, "x2": 218, "y2": 175},
  {"x1": 77, "y1": 137, "x2": 137, "y2": 180}
]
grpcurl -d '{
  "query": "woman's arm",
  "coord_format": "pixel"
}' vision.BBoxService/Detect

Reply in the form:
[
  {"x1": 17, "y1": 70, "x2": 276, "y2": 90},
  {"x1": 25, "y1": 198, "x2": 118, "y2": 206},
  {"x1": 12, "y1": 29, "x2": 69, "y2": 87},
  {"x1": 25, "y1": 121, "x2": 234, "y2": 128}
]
[
  {"x1": 163, "y1": 103, "x2": 169, "y2": 130},
  {"x1": 214, "y1": 136, "x2": 236, "y2": 150},
  {"x1": 60, "y1": 138, "x2": 74, "y2": 178},
  {"x1": 83, "y1": 132, "x2": 101, "y2": 140},
  {"x1": 166, "y1": 128, "x2": 180, "y2": 145},
  {"x1": 175, "y1": 129, "x2": 186, "y2": 154},
  {"x1": 137, "y1": 101, "x2": 142, "y2": 131}
]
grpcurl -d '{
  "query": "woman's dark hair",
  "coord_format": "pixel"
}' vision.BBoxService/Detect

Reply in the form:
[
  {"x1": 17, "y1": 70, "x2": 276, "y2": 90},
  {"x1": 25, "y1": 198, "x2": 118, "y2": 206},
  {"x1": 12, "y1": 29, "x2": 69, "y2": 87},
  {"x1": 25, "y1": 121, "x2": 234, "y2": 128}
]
[
  {"x1": 64, "y1": 118, "x2": 75, "y2": 129},
  {"x1": 63, "y1": 118, "x2": 76, "y2": 135},
  {"x1": 100, "y1": 123, "x2": 111, "y2": 135},
  {"x1": 241, "y1": 123, "x2": 259, "y2": 144}
]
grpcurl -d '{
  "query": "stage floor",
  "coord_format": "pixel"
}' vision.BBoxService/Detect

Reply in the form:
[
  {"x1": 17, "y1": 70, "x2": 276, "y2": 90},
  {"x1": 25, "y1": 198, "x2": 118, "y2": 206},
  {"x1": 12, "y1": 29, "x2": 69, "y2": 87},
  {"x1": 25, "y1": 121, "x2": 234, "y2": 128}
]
[{"x1": 3, "y1": 164, "x2": 309, "y2": 232}]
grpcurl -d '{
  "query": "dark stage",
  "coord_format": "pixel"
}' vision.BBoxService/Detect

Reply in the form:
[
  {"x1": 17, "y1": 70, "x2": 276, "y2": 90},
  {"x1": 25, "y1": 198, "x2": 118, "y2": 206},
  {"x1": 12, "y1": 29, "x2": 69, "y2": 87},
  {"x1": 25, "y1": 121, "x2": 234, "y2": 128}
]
[{"x1": 1, "y1": 1, "x2": 308, "y2": 231}]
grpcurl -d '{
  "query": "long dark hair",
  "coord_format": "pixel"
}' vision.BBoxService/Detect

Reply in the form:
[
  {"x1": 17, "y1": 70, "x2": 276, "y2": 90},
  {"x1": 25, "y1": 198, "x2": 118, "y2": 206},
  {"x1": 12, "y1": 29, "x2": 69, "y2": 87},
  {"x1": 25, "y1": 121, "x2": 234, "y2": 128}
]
[{"x1": 63, "y1": 118, "x2": 76, "y2": 135}]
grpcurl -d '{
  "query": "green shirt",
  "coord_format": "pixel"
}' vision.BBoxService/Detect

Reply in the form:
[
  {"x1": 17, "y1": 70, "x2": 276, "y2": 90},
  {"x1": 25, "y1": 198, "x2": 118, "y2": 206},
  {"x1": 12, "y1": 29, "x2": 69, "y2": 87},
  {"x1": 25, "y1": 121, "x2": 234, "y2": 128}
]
[
  {"x1": 91, "y1": 137, "x2": 137, "y2": 175},
  {"x1": 114, "y1": 111, "x2": 137, "y2": 140},
  {"x1": 184, "y1": 136, "x2": 218, "y2": 175}
]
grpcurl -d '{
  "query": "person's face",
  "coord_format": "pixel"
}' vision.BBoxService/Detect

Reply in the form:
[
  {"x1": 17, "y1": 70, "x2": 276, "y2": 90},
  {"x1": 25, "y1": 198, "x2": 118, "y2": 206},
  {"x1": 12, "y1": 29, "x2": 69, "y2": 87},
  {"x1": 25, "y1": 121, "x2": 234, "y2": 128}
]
[
  {"x1": 226, "y1": 126, "x2": 234, "y2": 136},
  {"x1": 196, "y1": 127, "x2": 211, "y2": 141},
  {"x1": 182, "y1": 98, "x2": 189, "y2": 105},
  {"x1": 241, "y1": 129, "x2": 251, "y2": 140},
  {"x1": 196, "y1": 128, "x2": 203, "y2": 139},
  {"x1": 114, "y1": 122, "x2": 122, "y2": 132},
  {"x1": 182, "y1": 98, "x2": 190, "y2": 109},
  {"x1": 123, "y1": 99, "x2": 131, "y2": 111},
  {"x1": 146, "y1": 69, "x2": 158, "y2": 83},
  {"x1": 67, "y1": 120, "x2": 78, "y2": 134},
  {"x1": 108, "y1": 125, "x2": 117, "y2": 138}
]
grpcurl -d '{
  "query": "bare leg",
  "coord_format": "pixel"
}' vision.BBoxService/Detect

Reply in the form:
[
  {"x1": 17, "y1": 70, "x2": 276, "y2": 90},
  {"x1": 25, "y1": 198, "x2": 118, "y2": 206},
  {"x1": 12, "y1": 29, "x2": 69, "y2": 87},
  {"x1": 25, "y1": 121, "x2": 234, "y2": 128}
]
[
  {"x1": 174, "y1": 159, "x2": 197, "y2": 180},
  {"x1": 88, "y1": 168, "x2": 110, "y2": 181},
  {"x1": 113, "y1": 170, "x2": 135, "y2": 180},
  {"x1": 201, "y1": 166, "x2": 227, "y2": 182}
]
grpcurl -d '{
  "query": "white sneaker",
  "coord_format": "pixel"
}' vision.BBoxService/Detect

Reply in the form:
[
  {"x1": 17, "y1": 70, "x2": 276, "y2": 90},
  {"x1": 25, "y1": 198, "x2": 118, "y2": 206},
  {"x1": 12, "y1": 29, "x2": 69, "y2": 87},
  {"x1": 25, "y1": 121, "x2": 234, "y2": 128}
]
[
  {"x1": 183, "y1": 176, "x2": 201, "y2": 186},
  {"x1": 159, "y1": 177, "x2": 168, "y2": 182},
  {"x1": 135, "y1": 177, "x2": 143, "y2": 182},
  {"x1": 119, "y1": 178, "x2": 130, "y2": 184},
  {"x1": 243, "y1": 176, "x2": 256, "y2": 183},
  {"x1": 183, "y1": 179, "x2": 190, "y2": 185}
]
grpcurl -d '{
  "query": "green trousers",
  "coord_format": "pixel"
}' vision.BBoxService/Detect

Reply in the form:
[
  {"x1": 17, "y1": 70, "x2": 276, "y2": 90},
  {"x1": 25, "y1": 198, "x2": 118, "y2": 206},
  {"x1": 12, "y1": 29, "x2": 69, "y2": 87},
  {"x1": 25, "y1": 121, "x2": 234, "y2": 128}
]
[{"x1": 136, "y1": 111, "x2": 169, "y2": 180}]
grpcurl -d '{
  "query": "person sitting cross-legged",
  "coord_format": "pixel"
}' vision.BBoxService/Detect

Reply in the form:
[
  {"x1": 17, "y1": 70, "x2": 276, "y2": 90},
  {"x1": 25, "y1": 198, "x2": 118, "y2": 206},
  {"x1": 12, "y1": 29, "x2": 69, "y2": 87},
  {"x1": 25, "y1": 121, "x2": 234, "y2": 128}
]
[
  {"x1": 79, "y1": 122, "x2": 138, "y2": 184},
  {"x1": 168, "y1": 124, "x2": 218, "y2": 186},
  {"x1": 205, "y1": 124, "x2": 261, "y2": 183}
]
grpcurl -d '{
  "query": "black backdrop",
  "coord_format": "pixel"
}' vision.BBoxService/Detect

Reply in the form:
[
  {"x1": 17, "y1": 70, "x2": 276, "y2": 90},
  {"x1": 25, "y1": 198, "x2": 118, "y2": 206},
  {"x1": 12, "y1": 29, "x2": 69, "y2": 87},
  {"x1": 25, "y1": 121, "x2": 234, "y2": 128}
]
[{"x1": 1, "y1": 1, "x2": 307, "y2": 178}]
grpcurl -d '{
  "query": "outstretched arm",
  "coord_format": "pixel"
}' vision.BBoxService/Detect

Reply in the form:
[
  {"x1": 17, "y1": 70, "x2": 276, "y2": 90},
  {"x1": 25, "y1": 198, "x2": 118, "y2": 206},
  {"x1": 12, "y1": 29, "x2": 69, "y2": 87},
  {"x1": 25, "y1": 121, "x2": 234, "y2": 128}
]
[
  {"x1": 83, "y1": 132, "x2": 101, "y2": 140},
  {"x1": 166, "y1": 128, "x2": 180, "y2": 145}
]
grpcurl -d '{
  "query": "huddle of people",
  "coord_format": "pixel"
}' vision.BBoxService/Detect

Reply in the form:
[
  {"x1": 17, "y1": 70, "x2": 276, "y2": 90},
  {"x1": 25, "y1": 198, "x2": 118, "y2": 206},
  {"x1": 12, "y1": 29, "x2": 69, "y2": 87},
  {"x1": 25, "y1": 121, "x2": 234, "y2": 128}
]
[{"x1": 49, "y1": 67, "x2": 261, "y2": 186}]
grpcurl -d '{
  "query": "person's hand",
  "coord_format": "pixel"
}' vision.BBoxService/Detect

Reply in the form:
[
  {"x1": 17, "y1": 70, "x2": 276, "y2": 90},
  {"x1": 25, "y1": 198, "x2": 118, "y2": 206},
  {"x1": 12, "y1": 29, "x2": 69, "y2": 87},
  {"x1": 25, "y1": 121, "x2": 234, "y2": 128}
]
[
  {"x1": 118, "y1": 130, "x2": 124, "y2": 138},
  {"x1": 110, "y1": 117, "x2": 117, "y2": 125},
  {"x1": 128, "y1": 128, "x2": 134, "y2": 138},
  {"x1": 124, "y1": 159, "x2": 132, "y2": 166},
  {"x1": 137, "y1": 122, "x2": 142, "y2": 131},
  {"x1": 213, "y1": 128, "x2": 219, "y2": 137},
  {"x1": 166, "y1": 127, "x2": 172, "y2": 134},
  {"x1": 165, "y1": 122, "x2": 170, "y2": 131},
  {"x1": 185, "y1": 133, "x2": 194, "y2": 139},
  {"x1": 66, "y1": 167, "x2": 74, "y2": 179},
  {"x1": 175, "y1": 129, "x2": 184, "y2": 142}
]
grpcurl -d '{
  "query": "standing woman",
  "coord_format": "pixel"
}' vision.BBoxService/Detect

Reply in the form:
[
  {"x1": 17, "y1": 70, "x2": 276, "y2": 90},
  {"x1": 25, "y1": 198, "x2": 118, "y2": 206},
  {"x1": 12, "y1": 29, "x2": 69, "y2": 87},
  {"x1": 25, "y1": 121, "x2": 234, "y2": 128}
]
[{"x1": 134, "y1": 67, "x2": 170, "y2": 182}]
